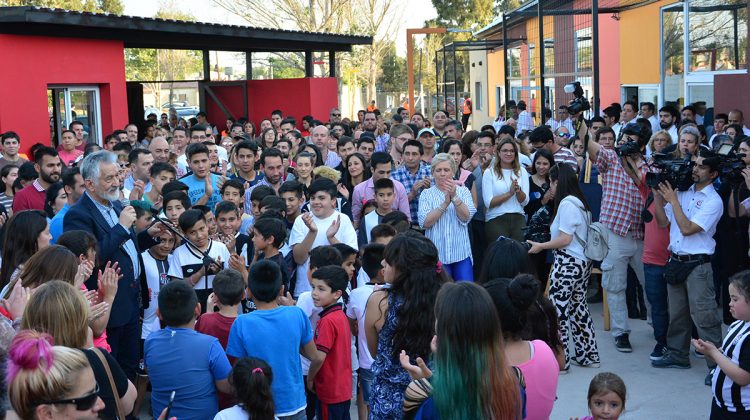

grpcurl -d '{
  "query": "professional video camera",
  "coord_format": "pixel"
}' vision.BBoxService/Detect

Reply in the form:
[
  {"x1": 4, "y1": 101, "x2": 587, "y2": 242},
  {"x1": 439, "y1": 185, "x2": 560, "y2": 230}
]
[
  {"x1": 645, "y1": 153, "x2": 694, "y2": 191},
  {"x1": 717, "y1": 142, "x2": 747, "y2": 187},
  {"x1": 564, "y1": 81, "x2": 591, "y2": 115}
]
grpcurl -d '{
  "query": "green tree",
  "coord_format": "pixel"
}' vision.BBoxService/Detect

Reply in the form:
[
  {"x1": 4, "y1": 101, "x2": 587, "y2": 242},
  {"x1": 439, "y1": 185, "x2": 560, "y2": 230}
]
[
  {"x1": 0, "y1": 0, "x2": 124, "y2": 13},
  {"x1": 124, "y1": 1, "x2": 203, "y2": 105},
  {"x1": 378, "y1": 42, "x2": 407, "y2": 93}
]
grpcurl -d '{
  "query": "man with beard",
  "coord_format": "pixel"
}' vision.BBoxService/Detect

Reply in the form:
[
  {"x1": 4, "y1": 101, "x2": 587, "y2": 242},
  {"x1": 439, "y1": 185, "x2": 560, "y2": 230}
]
[
  {"x1": 659, "y1": 105, "x2": 680, "y2": 144},
  {"x1": 13, "y1": 146, "x2": 62, "y2": 212},
  {"x1": 243, "y1": 148, "x2": 285, "y2": 214},
  {"x1": 410, "y1": 113, "x2": 426, "y2": 130},
  {"x1": 388, "y1": 124, "x2": 415, "y2": 167},
  {"x1": 64, "y1": 150, "x2": 166, "y2": 381},
  {"x1": 362, "y1": 111, "x2": 389, "y2": 153}
]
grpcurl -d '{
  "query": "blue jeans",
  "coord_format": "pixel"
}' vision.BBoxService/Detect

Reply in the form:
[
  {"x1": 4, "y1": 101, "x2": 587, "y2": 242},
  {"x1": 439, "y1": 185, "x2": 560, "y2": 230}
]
[
  {"x1": 443, "y1": 257, "x2": 473, "y2": 282},
  {"x1": 358, "y1": 368, "x2": 373, "y2": 404},
  {"x1": 643, "y1": 263, "x2": 669, "y2": 346}
]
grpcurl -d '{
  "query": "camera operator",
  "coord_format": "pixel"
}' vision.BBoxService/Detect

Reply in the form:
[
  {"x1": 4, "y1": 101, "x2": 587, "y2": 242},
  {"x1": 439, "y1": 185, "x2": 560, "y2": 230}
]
[
  {"x1": 585, "y1": 122, "x2": 650, "y2": 353},
  {"x1": 721, "y1": 136, "x2": 750, "y2": 323},
  {"x1": 651, "y1": 150, "x2": 723, "y2": 381}
]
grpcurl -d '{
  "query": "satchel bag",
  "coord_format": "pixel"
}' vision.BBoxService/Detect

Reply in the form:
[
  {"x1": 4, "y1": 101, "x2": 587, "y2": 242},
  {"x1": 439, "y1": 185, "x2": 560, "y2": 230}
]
[{"x1": 93, "y1": 347, "x2": 126, "y2": 420}]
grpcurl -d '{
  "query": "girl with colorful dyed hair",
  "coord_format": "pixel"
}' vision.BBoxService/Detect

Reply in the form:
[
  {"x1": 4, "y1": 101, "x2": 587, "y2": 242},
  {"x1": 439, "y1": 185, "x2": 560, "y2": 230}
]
[
  {"x1": 6, "y1": 329, "x2": 105, "y2": 419},
  {"x1": 400, "y1": 281, "x2": 525, "y2": 420}
]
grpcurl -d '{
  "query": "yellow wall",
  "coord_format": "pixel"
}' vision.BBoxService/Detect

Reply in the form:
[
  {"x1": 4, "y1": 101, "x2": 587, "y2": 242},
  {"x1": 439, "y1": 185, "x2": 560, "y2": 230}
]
[
  {"x1": 619, "y1": 0, "x2": 678, "y2": 84},
  {"x1": 487, "y1": 47, "x2": 504, "y2": 118}
]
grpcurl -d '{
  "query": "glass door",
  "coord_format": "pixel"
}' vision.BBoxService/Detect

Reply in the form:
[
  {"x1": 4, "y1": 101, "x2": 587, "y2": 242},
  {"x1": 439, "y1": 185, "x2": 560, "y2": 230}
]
[{"x1": 47, "y1": 86, "x2": 102, "y2": 147}]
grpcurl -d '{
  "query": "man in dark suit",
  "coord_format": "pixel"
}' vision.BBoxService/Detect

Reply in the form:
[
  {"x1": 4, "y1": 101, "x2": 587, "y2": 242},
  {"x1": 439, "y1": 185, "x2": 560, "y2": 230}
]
[{"x1": 64, "y1": 150, "x2": 167, "y2": 380}]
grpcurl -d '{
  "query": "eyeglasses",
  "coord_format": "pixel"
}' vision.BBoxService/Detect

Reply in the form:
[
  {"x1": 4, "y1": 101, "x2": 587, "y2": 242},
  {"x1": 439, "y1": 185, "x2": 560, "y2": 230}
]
[
  {"x1": 556, "y1": 132, "x2": 571, "y2": 139},
  {"x1": 38, "y1": 384, "x2": 100, "y2": 411}
]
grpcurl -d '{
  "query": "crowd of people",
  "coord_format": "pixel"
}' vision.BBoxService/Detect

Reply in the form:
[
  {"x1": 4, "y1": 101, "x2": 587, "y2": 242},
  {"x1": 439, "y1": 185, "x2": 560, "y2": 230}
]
[{"x1": 0, "y1": 99, "x2": 749, "y2": 419}]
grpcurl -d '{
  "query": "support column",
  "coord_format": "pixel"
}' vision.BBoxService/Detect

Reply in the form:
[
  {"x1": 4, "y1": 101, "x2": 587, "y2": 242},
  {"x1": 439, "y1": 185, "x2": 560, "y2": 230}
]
[
  {"x1": 203, "y1": 49, "x2": 210, "y2": 81},
  {"x1": 246, "y1": 52, "x2": 253, "y2": 80},
  {"x1": 538, "y1": 1, "x2": 545, "y2": 118},
  {"x1": 503, "y1": 13, "x2": 510, "y2": 116},
  {"x1": 329, "y1": 51, "x2": 336, "y2": 77},
  {"x1": 592, "y1": 0, "x2": 600, "y2": 115},
  {"x1": 305, "y1": 51, "x2": 314, "y2": 77}
]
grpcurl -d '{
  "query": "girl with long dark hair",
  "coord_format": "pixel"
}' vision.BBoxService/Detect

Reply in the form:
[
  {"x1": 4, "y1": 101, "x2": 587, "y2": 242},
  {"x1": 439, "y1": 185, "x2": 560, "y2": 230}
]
[
  {"x1": 216, "y1": 357, "x2": 275, "y2": 420},
  {"x1": 400, "y1": 282, "x2": 524, "y2": 419},
  {"x1": 339, "y1": 152, "x2": 371, "y2": 201},
  {"x1": 0, "y1": 210, "x2": 51, "y2": 291},
  {"x1": 364, "y1": 232, "x2": 448, "y2": 419},
  {"x1": 527, "y1": 163, "x2": 600, "y2": 371}
]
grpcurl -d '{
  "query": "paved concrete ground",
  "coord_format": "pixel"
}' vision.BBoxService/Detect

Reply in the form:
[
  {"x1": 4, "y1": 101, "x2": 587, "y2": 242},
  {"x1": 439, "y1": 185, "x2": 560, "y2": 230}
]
[{"x1": 550, "y1": 302, "x2": 715, "y2": 420}]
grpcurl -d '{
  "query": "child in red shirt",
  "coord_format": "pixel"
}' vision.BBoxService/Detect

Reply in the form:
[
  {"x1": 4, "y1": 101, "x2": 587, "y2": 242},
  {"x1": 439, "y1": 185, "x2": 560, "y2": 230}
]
[
  {"x1": 196, "y1": 268, "x2": 245, "y2": 409},
  {"x1": 308, "y1": 265, "x2": 353, "y2": 420}
]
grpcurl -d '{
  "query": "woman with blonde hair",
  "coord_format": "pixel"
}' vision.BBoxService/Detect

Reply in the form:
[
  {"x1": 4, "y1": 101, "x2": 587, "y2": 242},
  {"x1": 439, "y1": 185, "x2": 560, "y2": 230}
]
[
  {"x1": 418, "y1": 153, "x2": 476, "y2": 281},
  {"x1": 646, "y1": 129, "x2": 672, "y2": 157},
  {"x1": 21, "y1": 281, "x2": 137, "y2": 419},
  {"x1": 7, "y1": 330, "x2": 105, "y2": 419},
  {"x1": 482, "y1": 137, "x2": 529, "y2": 243}
]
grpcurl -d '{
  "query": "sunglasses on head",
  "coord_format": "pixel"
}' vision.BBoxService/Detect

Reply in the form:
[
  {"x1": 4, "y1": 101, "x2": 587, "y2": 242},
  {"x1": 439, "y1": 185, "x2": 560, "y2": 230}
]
[{"x1": 38, "y1": 383, "x2": 100, "y2": 411}]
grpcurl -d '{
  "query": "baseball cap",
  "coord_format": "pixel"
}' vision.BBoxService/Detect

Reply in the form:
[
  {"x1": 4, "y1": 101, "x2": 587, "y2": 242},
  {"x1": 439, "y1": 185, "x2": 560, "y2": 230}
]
[{"x1": 417, "y1": 128, "x2": 436, "y2": 138}]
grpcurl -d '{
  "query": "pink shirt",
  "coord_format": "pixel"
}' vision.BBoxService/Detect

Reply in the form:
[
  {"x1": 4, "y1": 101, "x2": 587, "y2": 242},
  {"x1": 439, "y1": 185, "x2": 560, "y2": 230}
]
[
  {"x1": 640, "y1": 173, "x2": 670, "y2": 266},
  {"x1": 80, "y1": 284, "x2": 111, "y2": 352},
  {"x1": 516, "y1": 340, "x2": 559, "y2": 420},
  {"x1": 351, "y1": 177, "x2": 411, "y2": 226}
]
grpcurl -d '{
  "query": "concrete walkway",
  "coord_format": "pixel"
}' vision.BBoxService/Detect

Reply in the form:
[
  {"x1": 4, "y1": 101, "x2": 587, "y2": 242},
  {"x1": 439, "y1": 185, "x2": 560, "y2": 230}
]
[{"x1": 551, "y1": 302, "x2": 715, "y2": 420}]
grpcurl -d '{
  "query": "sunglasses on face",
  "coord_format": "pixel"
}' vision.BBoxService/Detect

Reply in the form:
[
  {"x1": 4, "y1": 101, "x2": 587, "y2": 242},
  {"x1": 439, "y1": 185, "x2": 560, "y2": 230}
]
[
  {"x1": 38, "y1": 384, "x2": 100, "y2": 411},
  {"x1": 331, "y1": 113, "x2": 341, "y2": 117},
  {"x1": 556, "y1": 132, "x2": 571, "y2": 138}
]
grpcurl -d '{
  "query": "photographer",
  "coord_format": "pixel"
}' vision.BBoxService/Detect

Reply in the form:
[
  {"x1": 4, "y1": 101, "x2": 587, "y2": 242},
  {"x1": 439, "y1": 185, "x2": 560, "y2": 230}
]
[
  {"x1": 722, "y1": 136, "x2": 750, "y2": 322},
  {"x1": 585, "y1": 122, "x2": 650, "y2": 353},
  {"x1": 651, "y1": 150, "x2": 723, "y2": 382}
]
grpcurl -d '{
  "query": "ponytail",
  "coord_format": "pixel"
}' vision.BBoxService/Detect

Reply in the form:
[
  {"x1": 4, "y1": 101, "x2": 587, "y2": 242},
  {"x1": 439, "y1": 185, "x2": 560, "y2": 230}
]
[{"x1": 230, "y1": 357, "x2": 275, "y2": 420}]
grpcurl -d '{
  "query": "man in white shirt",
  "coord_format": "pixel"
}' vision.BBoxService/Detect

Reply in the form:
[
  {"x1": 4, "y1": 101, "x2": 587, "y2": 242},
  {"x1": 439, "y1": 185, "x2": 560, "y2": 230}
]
[
  {"x1": 640, "y1": 102, "x2": 660, "y2": 135},
  {"x1": 516, "y1": 100, "x2": 535, "y2": 133},
  {"x1": 728, "y1": 109, "x2": 750, "y2": 136},
  {"x1": 549, "y1": 106, "x2": 575, "y2": 133},
  {"x1": 620, "y1": 101, "x2": 639, "y2": 127},
  {"x1": 651, "y1": 151, "x2": 723, "y2": 376},
  {"x1": 658, "y1": 105, "x2": 680, "y2": 144}
]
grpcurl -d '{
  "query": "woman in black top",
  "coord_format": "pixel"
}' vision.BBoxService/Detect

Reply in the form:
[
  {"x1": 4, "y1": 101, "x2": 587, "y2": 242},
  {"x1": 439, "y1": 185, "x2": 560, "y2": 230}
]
[
  {"x1": 21, "y1": 281, "x2": 136, "y2": 419},
  {"x1": 524, "y1": 149, "x2": 555, "y2": 286}
]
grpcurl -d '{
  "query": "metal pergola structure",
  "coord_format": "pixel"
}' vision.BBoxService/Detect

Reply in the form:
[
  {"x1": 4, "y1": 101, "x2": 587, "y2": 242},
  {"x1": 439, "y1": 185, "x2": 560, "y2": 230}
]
[
  {"x1": 436, "y1": 40, "x2": 504, "y2": 119},
  {"x1": 464, "y1": 0, "x2": 660, "y2": 118}
]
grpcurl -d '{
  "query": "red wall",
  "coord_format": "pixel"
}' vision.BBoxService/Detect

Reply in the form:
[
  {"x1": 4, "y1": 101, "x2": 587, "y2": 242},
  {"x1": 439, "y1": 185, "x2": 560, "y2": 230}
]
[
  {"x1": 204, "y1": 78, "x2": 339, "y2": 131},
  {"x1": 0, "y1": 34, "x2": 128, "y2": 155},
  {"x1": 598, "y1": 14, "x2": 621, "y2": 107}
]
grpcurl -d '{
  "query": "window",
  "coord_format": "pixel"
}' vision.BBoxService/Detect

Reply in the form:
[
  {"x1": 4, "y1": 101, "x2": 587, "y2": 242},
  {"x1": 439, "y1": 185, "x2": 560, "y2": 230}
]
[
  {"x1": 48, "y1": 86, "x2": 102, "y2": 147},
  {"x1": 509, "y1": 47, "x2": 522, "y2": 78},
  {"x1": 575, "y1": 28, "x2": 593, "y2": 73},
  {"x1": 544, "y1": 39, "x2": 555, "y2": 75},
  {"x1": 662, "y1": 4, "x2": 685, "y2": 103},
  {"x1": 688, "y1": 0, "x2": 747, "y2": 72},
  {"x1": 529, "y1": 43, "x2": 536, "y2": 77},
  {"x1": 475, "y1": 82, "x2": 482, "y2": 110}
]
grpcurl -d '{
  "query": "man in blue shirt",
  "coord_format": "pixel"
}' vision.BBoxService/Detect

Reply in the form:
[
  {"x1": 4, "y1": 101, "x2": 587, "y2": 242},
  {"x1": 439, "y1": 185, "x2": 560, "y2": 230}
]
[
  {"x1": 49, "y1": 166, "x2": 85, "y2": 243},
  {"x1": 179, "y1": 143, "x2": 223, "y2": 208}
]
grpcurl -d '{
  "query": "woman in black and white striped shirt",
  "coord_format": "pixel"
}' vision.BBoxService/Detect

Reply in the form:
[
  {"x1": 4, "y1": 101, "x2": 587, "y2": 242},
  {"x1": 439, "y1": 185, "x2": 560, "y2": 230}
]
[{"x1": 694, "y1": 270, "x2": 750, "y2": 419}]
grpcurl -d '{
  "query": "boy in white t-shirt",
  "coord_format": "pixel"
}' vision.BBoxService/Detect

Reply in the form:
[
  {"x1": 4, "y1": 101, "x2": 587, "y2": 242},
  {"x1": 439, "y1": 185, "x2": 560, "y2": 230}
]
[
  {"x1": 346, "y1": 243, "x2": 386, "y2": 417},
  {"x1": 168, "y1": 209, "x2": 230, "y2": 311},
  {"x1": 141, "y1": 230, "x2": 175, "y2": 339},
  {"x1": 289, "y1": 178, "x2": 357, "y2": 298}
]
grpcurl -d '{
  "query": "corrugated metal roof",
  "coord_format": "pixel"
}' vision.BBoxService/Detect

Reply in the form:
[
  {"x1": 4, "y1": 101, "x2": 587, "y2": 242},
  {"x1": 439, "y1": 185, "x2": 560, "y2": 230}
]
[{"x1": 0, "y1": 6, "x2": 372, "y2": 52}]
